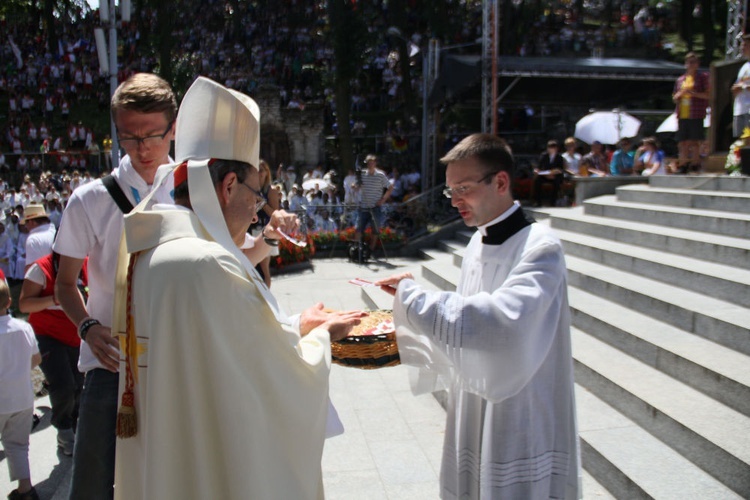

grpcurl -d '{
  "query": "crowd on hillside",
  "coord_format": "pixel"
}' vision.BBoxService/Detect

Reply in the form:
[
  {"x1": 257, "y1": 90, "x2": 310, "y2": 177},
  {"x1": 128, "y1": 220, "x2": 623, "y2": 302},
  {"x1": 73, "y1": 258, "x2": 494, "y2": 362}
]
[
  {"x1": 1, "y1": 1, "x2": 673, "y2": 193},
  {"x1": 516, "y1": 2, "x2": 669, "y2": 57}
]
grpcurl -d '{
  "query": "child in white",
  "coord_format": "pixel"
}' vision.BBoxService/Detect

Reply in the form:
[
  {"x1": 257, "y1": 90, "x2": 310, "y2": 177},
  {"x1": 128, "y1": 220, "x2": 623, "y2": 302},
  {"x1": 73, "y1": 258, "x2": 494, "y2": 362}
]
[{"x1": 0, "y1": 280, "x2": 41, "y2": 500}]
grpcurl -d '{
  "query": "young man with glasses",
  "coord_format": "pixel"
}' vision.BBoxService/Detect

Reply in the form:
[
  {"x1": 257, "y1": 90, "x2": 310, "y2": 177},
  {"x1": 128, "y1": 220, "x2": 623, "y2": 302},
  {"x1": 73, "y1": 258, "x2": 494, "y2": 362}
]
[
  {"x1": 376, "y1": 133, "x2": 579, "y2": 499},
  {"x1": 53, "y1": 73, "x2": 177, "y2": 499}
]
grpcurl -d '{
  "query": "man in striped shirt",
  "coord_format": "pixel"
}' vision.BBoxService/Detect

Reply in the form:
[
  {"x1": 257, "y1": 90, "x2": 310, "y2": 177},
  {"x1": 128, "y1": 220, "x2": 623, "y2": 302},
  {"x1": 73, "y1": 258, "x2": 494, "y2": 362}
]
[{"x1": 353, "y1": 154, "x2": 392, "y2": 252}]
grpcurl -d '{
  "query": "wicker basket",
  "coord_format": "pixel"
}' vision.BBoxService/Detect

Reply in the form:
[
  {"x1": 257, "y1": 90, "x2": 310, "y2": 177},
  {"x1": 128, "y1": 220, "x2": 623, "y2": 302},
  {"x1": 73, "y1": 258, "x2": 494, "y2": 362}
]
[{"x1": 331, "y1": 310, "x2": 400, "y2": 369}]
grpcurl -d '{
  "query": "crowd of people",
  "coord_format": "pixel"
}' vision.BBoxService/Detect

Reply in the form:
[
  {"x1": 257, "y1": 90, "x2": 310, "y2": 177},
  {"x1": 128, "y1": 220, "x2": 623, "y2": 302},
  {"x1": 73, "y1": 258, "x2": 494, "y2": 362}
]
[
  {"x1": 1, "y1": 17, "x2": 112, "y2": 182},
  {"x1": 1, "y1": 1, "x2": 673, "y2": 178},
  {"x1": 516, "y1": 2, "x2": 669, "y2": 58},
  {"x1": 528, "y1": 130, "x2": 700, "y2": 207}
]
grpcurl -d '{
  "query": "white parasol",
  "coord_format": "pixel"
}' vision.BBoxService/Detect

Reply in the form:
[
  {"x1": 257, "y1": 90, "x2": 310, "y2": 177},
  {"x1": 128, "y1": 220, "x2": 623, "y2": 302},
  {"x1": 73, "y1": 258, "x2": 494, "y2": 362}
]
[
  {"x1": 656, "y1": 108, "x2": 711, "y2": 133},
  {"x1": 302, "y1": 179, "x2": 332, "y2": 191},
  {"x1": 574, "y1": 111, "x2": 642, "y2": 145}
]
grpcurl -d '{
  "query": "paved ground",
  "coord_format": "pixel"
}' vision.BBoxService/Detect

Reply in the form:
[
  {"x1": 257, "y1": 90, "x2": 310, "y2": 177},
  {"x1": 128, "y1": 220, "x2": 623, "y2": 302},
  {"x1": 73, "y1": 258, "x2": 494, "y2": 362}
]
[
  {"x1": 0, "y1": 256, "x2": 446, "y2": 500},
  {"x1": 2, "y1": 255, "x2": 612, "y2": 499}
]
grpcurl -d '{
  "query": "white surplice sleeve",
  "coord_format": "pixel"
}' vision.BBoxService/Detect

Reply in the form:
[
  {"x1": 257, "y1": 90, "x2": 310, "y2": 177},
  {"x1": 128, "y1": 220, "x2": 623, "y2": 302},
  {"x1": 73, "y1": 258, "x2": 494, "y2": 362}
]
[{"x1": 394, "y1": 238, "x2": 570, "y2": 404}]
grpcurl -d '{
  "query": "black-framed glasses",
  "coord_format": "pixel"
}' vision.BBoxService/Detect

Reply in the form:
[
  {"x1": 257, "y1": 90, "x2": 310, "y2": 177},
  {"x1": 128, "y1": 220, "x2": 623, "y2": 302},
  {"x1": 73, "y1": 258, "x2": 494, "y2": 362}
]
[
  {"x1": 443, "y1": 171, "x2": 496, "y2": 199},
  {"x1": 117, "y1": 120, "x2": 174, "y2": 149},
  {"x1": 238, "y1": 181, "x2": 267, "y2": 212}
]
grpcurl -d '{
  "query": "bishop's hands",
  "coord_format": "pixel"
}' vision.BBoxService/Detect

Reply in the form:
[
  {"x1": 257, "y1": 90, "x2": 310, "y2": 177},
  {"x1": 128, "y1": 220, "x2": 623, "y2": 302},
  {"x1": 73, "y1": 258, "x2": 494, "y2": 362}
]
[
  {"x1": 374, "y1": 272, "x2": 414, "y2": 296},
  {"x1": 86, "y1": 324, "x2": 121, "y2": 372},
  {"x1": 300, "y1": 302, "x2": 368, "y2": 342},
  {"x1": 263, "y1": 209, "x2": 300, "y2": 241}
]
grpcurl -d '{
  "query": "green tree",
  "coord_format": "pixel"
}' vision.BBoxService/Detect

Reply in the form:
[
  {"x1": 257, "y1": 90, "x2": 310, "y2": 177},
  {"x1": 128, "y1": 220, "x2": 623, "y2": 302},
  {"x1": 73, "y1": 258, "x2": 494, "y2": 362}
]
[
  {"x1": 154, "y1": 0, "x2": 175, "y2": 83},
  {"x1": 388, "y1": 0, "x2": 416, "y2": 124},
  {"x1": 327, "y1": 0, "x2": 368, "y2": 172}
]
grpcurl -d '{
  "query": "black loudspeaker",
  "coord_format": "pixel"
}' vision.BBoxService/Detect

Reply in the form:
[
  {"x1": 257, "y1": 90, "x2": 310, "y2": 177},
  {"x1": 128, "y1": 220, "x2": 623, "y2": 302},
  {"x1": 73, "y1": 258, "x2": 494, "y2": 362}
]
[
  {"x1": 740, "y1": 147, "x2": 750, "y2": 176},
  {"x1": 348, "y1": 242, "x2": 370, "y2": 263}
]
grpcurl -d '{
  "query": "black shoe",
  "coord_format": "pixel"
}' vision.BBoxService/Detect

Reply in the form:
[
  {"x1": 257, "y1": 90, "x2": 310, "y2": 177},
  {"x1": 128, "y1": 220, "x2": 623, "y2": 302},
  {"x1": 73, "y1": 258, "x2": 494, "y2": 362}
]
[
  {"x1": 31, "y1": 413, "x2": 40, "y2": 431},
  {"x1": 7, "y1": 487, "x2": 40, "y2": 500}
]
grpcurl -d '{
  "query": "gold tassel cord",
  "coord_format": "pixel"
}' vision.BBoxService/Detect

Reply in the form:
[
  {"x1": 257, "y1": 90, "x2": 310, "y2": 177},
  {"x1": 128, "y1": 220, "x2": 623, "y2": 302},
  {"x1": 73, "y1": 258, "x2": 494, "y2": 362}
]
[
  {"x1": 116, "y1": 392, "x2": 137, "y2": 438},
  {"x1": 117, "y1": 252, "x2": 139, "y2": 438}
]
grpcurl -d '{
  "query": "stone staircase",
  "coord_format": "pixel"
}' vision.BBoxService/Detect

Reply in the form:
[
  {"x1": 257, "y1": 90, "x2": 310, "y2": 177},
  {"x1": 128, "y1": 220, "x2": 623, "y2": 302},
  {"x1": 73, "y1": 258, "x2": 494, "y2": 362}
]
[{"x1": 361, "y1": 175, "x2": 750, "y2": 499}]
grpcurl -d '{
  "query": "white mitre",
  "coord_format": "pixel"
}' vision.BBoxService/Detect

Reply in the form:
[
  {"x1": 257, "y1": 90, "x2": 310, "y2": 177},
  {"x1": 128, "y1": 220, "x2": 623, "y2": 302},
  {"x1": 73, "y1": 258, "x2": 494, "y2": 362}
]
[{"x1": 175, "y1": 76, "x2": 261, "y2": 169}]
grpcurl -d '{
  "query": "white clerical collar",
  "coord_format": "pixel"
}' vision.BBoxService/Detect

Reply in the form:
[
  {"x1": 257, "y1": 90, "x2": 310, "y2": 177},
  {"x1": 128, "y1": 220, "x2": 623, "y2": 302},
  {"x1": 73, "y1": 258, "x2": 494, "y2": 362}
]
[
  {"x1": 153, "y1": 203, "x2": 255, "y2": 249},
  {"x1": 477, "y1": 201, "x2": 521, "y2": 237}
]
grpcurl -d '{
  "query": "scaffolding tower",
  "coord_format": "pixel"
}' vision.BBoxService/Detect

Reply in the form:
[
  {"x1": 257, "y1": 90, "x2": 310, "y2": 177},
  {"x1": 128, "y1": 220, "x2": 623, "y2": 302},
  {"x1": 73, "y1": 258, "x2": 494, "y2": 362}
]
[
  {"x1": 481, "y1": 0, "x2": 498, "y2": 134},
  {"x1": 726, "y1": 0, "x2": 748, "y2": 60}
]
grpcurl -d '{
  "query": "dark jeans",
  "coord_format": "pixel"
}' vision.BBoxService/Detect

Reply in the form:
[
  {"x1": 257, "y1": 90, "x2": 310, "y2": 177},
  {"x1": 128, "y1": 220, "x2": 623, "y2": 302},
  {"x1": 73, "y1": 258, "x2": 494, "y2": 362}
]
[
  {"x1": 36, "y1": 335, "x2": 82, "y2": 431},
  {"x1": 533, "y1": 173, "x2": 563, "y2": 206},
  {"x1": 357, "y1": 206, "x2": 382, "y2": 235},
  {"x1": 69, "y1": 368, "x2": 118, "y2": 500}
]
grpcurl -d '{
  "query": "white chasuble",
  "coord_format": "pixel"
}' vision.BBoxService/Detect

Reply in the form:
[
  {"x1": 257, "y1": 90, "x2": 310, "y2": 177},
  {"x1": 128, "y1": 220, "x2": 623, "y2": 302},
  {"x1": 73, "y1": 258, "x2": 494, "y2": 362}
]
[
  {"x1": 113, "y1": 161, "x2": 330, "y2": 500},
  {"x1": 393, "y1": 217, "x2": 581, "y2": 499}
]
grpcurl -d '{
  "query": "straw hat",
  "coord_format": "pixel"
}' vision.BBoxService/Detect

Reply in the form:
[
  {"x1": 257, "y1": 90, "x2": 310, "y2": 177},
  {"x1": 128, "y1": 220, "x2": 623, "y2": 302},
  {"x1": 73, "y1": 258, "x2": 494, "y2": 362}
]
[
  {"x1": 175, "y1": 77, "x2": 261, "y2": 170},
  {"x1": 20, "y1": 204, "x2": 48, "y2": 224}
]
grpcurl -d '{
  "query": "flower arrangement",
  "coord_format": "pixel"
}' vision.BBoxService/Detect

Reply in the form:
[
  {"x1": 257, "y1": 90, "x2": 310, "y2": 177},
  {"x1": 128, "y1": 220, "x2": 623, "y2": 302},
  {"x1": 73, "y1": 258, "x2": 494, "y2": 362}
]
[
  {"x1": 271, "y1": 227, "x2": 406, "y2": 269},
  {"x1": 336, "y1": 226, "x2": 406, "y2": 245},
  {"x1": 309, "y1": 231, "x2": 338, "y2": 249},
  {"x1": 272, "y1": 234, "x2": 315, "y2": 269},
  {"x1": 726, "y1": 127, "x2": 750, "y2": 175}
]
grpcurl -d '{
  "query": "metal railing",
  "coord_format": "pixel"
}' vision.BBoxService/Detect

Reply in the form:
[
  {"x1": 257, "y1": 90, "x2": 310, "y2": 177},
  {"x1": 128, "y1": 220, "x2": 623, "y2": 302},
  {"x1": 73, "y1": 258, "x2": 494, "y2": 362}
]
[{"x1": 282, "y1": 183, "x2": 457, "y2": 250}]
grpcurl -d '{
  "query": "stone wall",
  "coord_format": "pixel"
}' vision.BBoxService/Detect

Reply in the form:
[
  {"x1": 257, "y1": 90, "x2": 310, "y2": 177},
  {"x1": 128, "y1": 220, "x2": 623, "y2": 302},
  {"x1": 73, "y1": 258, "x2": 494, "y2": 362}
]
[{"x1": 253, "y1": 85, "x2": 325, "y2": 168}]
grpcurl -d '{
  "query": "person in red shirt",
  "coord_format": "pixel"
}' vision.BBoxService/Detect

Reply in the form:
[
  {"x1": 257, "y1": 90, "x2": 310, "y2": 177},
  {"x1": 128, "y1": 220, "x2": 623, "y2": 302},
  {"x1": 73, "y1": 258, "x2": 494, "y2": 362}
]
[{"x1": 18, "y1": 252, "x2": 88, "y2": 456}]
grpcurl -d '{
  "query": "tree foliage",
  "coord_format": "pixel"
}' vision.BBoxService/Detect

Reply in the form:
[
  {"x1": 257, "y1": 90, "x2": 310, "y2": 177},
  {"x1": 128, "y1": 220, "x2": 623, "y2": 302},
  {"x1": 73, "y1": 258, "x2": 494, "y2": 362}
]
[{"x1": 326, "y1": 0, "x2": 369, "y2": 171}]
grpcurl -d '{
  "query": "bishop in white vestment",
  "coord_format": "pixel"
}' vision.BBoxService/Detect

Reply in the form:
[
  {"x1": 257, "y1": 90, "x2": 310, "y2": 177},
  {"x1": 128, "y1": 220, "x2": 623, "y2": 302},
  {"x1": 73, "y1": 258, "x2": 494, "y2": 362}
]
[
  {"x1": 113, "y1": 77, "x2": 362, "y2": 500},
  {"x1": 377, "y1": 134, "x2": 580, "y2": 499}
]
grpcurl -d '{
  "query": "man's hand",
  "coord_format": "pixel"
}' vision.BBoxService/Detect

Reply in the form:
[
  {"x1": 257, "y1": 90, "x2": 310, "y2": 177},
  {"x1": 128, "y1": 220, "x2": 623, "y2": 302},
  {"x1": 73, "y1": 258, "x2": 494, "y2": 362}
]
[
  {"x1": 264, "y1": 209, "x2": 300, "y2": 240},
  {"x1": 300, "y1": 302, "x2": 367, "y2": 340},
  {"x1": 85, "y1": 325, "x2": 121, "y2": 372},
  {"x1": 374, "y1": 272, "x2": 414, "y2": 296}
]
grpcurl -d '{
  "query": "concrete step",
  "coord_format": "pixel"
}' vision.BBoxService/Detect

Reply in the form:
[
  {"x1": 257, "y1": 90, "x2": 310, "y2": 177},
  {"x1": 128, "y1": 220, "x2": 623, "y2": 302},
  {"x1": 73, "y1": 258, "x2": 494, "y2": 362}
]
[
  {"x1": 565, "y1": 255, "x2": 750, "y2": 355},
  {"x1": 436, "y1": 239, "x2": 467, "y2": 269},
  {"x1": 550, "y1": 207, "x2": 750, "y2": 270},
  {"x1": 573, "y1": 328, "x2": 750, "y2": 497},
  {"x1": 576, "y1": 385, "x2": 742, "y2": 500},
  {"x1": 569, "y1": 287, "x2": 750, "y2": 416},
  {"x1": 648, "y1": 175, "x2": 750, "y2": 193},
  {"x1": 555, "y1": 228, "x2": 750, "y2": 307},
  {"x1": 583, "y1": 195, "x2": 750, "y2": 238},
  {"x1": 422, "y1": 253, "x2": 460, "y2": 292},
  {"x1": 615, "y1": 184, "x2": 750, "y2": 213},
  {"x1": 454, "y1": 230, "x2": 473, "y2": 245},
  {"x1": 581, "y1": 469, "x2": 616, "y2": 500}
]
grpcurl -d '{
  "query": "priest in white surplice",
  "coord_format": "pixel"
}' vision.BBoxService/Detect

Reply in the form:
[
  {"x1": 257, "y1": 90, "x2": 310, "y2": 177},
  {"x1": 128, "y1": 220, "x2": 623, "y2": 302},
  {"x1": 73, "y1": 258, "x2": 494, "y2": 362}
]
[
  {"x1": 112, "y1": 77, "x2": 364, "y2": 499},
  {"x1": 376, "y1": 134, "x2": 581, "y2": 499}
]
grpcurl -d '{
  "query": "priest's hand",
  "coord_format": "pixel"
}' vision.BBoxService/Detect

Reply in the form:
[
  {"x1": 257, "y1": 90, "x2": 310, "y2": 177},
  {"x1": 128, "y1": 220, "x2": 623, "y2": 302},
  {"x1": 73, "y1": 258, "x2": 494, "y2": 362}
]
[
  {"x1": 374, "y1": 272, "x2": 414, "y2": 296},
  {"x1": 86, "y1": 325, "x2": 121, "y2": 372}
]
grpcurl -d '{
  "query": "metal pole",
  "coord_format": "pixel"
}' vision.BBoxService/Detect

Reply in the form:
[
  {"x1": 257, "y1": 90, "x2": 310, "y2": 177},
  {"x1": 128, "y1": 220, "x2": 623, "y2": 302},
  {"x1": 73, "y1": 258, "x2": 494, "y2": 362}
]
[
  {"x1": 491, "y1": 0, "x2": 498, "y2": 135},
  {"x1": 108, "y1": 0, "x2": 120, "y2": 169},
  {"x1": 431, "y1": 40, "x2": 439, "y2": 191},
  {"x1": 420, "y1": 53, "x2": 428, "y2": 194}
]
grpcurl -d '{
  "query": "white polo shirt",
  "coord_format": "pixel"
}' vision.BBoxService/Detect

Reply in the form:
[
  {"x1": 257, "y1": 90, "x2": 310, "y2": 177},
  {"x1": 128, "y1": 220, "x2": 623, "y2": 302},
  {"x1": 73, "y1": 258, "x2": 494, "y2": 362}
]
[{"x1": 53, "y1": 155, "x2": 173, "y2": 373}]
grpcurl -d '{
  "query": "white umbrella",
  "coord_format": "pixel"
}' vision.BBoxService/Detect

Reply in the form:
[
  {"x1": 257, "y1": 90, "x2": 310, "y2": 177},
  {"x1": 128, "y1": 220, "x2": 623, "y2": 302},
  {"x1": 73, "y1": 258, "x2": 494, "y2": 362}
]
[
  {"x1": 656, "y1": 108, "x2": 711, "y2": 133},
  {"x1": 574, "y1": 111, "x2": 642, "y2": 145},
  {"x1": 302, "y1": 178, "x2": 331, "y2": 191}
]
